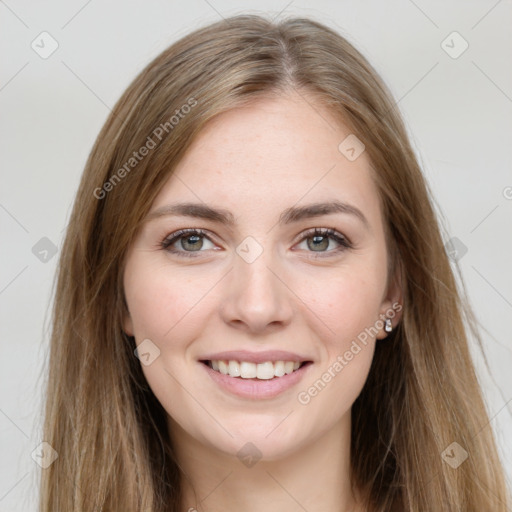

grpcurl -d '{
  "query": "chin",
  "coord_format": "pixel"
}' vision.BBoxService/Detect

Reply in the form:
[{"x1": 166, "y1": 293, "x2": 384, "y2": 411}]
[{"x1": 208, "y1": 421, "x2": 310, "y2": 462}]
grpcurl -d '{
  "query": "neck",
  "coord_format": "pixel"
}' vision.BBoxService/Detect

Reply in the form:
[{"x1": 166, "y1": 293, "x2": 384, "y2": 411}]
[{"x1": 168, "y1": 412, "x2": 363, "y2": 512}]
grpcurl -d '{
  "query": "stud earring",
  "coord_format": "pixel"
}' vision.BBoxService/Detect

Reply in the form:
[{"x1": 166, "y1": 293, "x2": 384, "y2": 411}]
[{"x1": 384, "y1": 318, "x2": 393, "y2": 333}]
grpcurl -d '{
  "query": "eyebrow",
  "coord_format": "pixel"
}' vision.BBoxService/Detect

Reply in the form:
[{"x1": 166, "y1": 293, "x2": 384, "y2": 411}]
[{"x1": 144, "y1": 200, "x2": 370, "y2": 230}]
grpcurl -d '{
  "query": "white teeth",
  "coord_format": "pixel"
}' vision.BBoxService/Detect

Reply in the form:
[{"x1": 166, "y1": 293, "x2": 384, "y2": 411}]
[
  {"x1": 274, "y1": 360, "x2": 285, "y2": 377},
  {"x1": 228, "y1": 360, "x2": 241, "y2": 377},
  {"x1": 208, "y1": 359, "x2": 306, "y2": 379},
  {"x1": 256, "y1": 361, "x2": 275, "y2": 380},
  {"x1": 218, "y1": 360, "x2": 229, "y2": 375},
  {"x1": 240, "y1": 361, "x2": 257, "y2": 378}
]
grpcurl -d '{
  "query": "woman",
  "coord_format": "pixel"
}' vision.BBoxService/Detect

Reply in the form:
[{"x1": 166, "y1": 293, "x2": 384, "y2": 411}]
[{"x1": 39, "y1": 13, "x2": 511, "y2": 511}]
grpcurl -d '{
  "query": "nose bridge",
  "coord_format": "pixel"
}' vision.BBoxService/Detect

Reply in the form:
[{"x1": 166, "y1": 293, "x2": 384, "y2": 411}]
[{"x1": 220, "y1": 238, "x2": 293, "y2": 331}]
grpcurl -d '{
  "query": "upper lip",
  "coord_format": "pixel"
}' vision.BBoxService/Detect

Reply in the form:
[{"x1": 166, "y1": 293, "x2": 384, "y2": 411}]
[{"x1": 199, "y1": 350, "x2": 312, "y2": 364}]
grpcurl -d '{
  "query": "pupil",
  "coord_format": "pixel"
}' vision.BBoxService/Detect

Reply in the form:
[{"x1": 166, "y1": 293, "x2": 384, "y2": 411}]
[
  {"x1": 308, "y1": 235, "x2": 328, "y2": 251},
  {"x1": 183, "y1": 235, "x2": 202, "y2": 251}
]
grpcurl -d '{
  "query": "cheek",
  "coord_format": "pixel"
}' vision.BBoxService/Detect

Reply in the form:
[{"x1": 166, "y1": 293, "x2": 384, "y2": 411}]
[
  {"x1": 123, "y1": 259, "x2": 212, "y2": 428},
  {"x1": 300, "y1": 266, "x2": 383, "y2": 347},
  {"x1": 296, "y1": 339, "x2": 375, "y2": 430},
  {"x1": 293, "y1": 265, "x2": 382, "y2": 402},
  {"x1": 295, "y1": 272, "x2": 379, "y2": 418},
  {"x1": 123, "y1": 257, "x2": 210, "y2": 341}
]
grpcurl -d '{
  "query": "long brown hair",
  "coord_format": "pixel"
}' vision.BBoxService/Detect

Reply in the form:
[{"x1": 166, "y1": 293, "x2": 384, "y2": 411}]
[{"x1": 38, "y1": 14, "x2": 511, "y2": 511}]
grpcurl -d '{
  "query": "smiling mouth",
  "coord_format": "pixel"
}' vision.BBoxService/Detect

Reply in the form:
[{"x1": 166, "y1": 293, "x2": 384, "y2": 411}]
[{"x1": 200, "y1": 359, "x2": 312, "y2": 380}]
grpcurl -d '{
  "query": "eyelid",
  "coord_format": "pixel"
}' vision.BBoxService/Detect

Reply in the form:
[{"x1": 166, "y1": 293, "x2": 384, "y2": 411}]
[
  {"x1": 294, "y1": 227, "x2": 352, "y2": 246},
  {"x1": 160, "y1": 228, "x2": 217, "y2": 252},
  {"x1": 161, "y1": 226, "x2": 352, "y2": 257}
]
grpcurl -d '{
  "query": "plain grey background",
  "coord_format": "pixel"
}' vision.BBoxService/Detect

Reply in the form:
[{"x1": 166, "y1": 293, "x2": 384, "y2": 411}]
[{"x1": 1, "y1": 1, "x2": 511, "y2": 510}]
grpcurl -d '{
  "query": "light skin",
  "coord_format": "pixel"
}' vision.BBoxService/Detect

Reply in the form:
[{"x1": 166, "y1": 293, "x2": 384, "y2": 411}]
[{"x1": 123, "y1": 90, "x2": 402, "y2": 512}]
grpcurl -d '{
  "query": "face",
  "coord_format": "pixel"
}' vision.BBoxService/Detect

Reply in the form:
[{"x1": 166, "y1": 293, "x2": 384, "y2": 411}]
[{"x1": 122, "y1": 91, "x2": 402, "y2": 461}]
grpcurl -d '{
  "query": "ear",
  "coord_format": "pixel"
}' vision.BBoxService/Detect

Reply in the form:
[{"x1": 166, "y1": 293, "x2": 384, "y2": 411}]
[
  {"x1": 376, "y1": 260, "x2": 403, "y2": 340},
  {"x1": 123, "y1": 309, "x2": 134, "y2": 337}
]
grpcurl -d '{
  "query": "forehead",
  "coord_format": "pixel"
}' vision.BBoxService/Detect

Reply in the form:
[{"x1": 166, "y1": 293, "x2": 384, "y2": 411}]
[{"x1": 152, "y1": 92, "x2": 381, "y2": 226}]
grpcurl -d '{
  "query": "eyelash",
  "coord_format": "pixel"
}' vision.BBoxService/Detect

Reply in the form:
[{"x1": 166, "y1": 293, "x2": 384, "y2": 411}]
[{"x1": 160, "y1": 228, "x2": 352, "y2": 258}]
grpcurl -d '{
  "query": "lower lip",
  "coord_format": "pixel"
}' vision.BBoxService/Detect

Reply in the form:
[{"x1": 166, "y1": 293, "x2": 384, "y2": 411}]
[{"x1": 200, "y1": 361, "x2": 313, "y2": 400}]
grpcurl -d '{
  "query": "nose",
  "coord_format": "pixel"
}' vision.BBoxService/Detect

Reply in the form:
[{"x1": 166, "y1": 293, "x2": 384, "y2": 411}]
[{"x1": 219, "y1": 248, "x2": 294, "y2": 334}]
